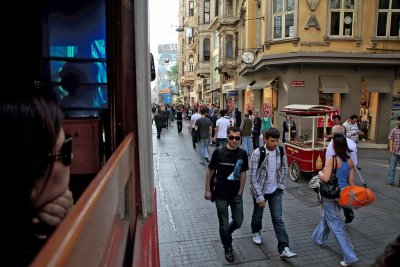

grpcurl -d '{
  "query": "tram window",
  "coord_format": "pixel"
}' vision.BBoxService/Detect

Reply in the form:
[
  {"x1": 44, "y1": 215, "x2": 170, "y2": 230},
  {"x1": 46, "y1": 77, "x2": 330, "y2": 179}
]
[
  {"x1": 150, "y1": 53, "x2": 156, "y2": 81},
  {"x1": 42, "y1": 0, "x2": 107, "y2": 112}
]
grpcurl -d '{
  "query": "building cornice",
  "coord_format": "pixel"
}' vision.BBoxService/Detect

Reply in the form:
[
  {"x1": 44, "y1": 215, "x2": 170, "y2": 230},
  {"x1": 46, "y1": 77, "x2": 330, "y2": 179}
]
[{"x1": 239, "y1": 52, "x2": 400, "y2": 75}]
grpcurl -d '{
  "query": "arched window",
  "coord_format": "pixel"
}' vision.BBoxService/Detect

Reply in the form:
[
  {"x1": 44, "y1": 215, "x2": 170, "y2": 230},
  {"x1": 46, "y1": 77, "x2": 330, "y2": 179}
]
[{"x1": 203, "y1": 38, "x2": 210, "y2": 61}]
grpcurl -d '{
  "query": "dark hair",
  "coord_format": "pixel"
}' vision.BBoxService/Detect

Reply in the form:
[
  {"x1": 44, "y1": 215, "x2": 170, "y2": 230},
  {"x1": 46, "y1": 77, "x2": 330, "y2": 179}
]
[
  {"x1": 332, "y1": 134, "x2": 352, "y2": 160},
  {"x1": 219, "y1": 109, "x2": 226, "y2": 117},
  {"x1": 264, "y1": 127, "x2": 280, "y2": 139},
  {"x1": 333, "y1": 114, "x2": 341, "y2": 120},
  {"x1": 200, "y1": 107, "x2": 208, "y2": 115},
  {"x1": 350, "y1": 114, "x2": 358, "y2": 120},
  {"x1": 372, "y1": 234, "x2": 400, "y2": 267},
  {"x1": 1, "y1": 93, "x2": 64, "y2": 265},
  {"x1": 397, "y1": 116, "x2": 400, "y2": 121},
  {"x1": 248, "y1": 110, "x2": 253, "y2": 115},
  {"x1": 227, "y1": 126, "x2": 241, "y2": 135}
]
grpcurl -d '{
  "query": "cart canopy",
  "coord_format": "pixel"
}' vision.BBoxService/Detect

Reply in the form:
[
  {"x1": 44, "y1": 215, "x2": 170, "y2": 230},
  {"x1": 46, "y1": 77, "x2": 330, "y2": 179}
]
[{"x1": 281, "y1": 104, "x2": 338, "y2": 116}]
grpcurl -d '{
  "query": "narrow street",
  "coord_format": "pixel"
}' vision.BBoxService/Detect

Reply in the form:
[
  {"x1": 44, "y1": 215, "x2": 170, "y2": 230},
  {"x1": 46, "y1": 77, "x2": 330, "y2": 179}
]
[{"x1": 153, "y1": 120, "x2": 400, "y2": 267}]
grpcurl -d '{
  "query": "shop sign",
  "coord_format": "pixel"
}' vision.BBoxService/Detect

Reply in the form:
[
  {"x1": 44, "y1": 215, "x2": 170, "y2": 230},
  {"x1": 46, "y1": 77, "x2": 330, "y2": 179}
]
[
  {"x1": 228, "y1": 91, "x2": 237, "y2": 96},
  {"x1": 290, "y1": 81, "x2": 305, "y2": 87},
  {"x1": 222, "y1": 82, "x2": 235, "y2": 93}
]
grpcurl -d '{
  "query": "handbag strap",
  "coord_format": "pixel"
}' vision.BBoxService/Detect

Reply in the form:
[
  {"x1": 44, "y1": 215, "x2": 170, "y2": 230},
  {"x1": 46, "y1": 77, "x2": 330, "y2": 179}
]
[
  {"x1": 331, "y1": 156, "x2": 337, "y2": 175},
  {"x1": 355, "y1": 166, "x2": 367, "y2": 188}
]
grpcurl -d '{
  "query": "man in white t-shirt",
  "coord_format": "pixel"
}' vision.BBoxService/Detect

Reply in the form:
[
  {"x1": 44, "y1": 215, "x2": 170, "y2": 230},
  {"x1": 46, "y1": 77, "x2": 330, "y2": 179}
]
[
  {"x1": 189, "y1": 108, "x2": 201, "y2": 148},
  {"x1": 214, "y1": 109, "x2": 231, "y2": 148},
  {"x1": 343, "y1": 114, "x2": 363, "y2": 143}
]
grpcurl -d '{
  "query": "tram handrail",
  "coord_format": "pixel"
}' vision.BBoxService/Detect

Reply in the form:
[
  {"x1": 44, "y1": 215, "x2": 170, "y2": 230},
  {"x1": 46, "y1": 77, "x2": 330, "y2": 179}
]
[{"x1": 30, "y1": 133, "x2": 136, "y2": 267}]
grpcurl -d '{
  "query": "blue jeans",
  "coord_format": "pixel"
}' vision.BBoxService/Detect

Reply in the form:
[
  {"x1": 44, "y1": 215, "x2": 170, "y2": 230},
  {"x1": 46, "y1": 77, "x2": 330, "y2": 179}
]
[
  {"x1": 387, "y1": 153, "x2": 400, "y2": 184},
  {"x1": 251, "y1": 189, "x2": 289, "y2": 253},
  {"x1": 312, "y1": 199, "x2": 358, "y2": 264},
  {"x1": 215, "y1": 195, "x2": 243, "y2": 249},
  {"x1": 199, "y1": 138, "x2": 210, "y2": 163},
  {"x1": 216, "y1": 138, "x2": 227, "y2": 148},
  {"x1": 241, "y1": 136, "x2": 251, "y2": 156}
]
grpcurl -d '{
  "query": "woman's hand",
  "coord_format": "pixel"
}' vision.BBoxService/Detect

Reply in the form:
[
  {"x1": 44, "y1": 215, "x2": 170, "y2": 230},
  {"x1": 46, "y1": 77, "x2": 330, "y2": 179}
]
[{"x1": 36, "y1": 189, "x2": 74, "y2": 226}]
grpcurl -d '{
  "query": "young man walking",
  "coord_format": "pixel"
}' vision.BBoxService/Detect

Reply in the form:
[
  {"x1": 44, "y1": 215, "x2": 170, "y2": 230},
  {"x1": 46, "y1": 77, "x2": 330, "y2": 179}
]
[
  {"x1": 195, "y1": 107, "x2": 212, "y2": 165},
  {"x1": 204, "y1": 126, "x2": 249, "y2": 263},
  {"x1": 386, "y1": 116, "x2": 400, "y2": 186},
  {"x1": 249, "y1": 127, "x2": 296, "y2": 259}
]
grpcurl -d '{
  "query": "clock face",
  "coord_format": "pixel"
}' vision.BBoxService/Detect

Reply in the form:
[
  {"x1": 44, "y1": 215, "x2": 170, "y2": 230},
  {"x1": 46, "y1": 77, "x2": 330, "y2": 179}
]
[{"x1": 242, "y1": 51, "x2": 255, "y2": 64}]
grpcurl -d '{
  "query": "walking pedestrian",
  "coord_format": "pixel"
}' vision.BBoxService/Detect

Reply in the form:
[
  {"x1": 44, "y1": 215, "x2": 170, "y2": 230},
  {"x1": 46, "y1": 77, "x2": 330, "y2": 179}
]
[
  {"x1": 240, "y1": 113, "x2": 252, "y2": 156},
  {"x1": 386, "y1": 115, "x2": 400, "y2": 186},
  {"x1": 176, "y1": 107, "x2": 183, "y2": 133},
  {"x1": 252, "y1": 111, "x2": 262, "y2": 150},
  {"x1": 325, "y1": 125, "x2": 357, "y2": 223},
  {"x1": 214, "y1": 109, "x2": 230, "y2": 148},
  {"x1": 312, "y1": 134, "x2": 358, "y2": 267},
  {"x1": 189, "y1": 108, "x2": 201, "y2": 148},
  {"x1": 195, "y1": 107, "x2": 212, "y2": 165},
  {"x1": 204, "y1": 126, "x2": 249, "y2": 263},
  {"x1": 249, "y1": 127, "x2": 297, "y2": 259}
]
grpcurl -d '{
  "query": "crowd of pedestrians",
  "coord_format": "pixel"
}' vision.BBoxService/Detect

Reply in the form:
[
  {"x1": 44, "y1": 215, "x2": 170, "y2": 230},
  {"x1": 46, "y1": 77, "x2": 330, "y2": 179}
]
[{"x1": 152, "y1": 102, "x2": 400, "y2": 266}]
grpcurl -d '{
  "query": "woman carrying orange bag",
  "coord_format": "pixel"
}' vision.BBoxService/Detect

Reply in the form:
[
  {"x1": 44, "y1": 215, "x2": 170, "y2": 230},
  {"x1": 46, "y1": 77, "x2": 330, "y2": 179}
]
[{"x1": 311, "y1": 134, "x2": 358, "y2": 267}]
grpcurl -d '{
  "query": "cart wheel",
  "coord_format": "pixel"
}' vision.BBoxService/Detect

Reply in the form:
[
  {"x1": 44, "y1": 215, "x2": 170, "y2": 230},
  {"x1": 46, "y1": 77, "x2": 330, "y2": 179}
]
[{"x1": 289, "y1": 162, "x2": 302, "y2": 182}]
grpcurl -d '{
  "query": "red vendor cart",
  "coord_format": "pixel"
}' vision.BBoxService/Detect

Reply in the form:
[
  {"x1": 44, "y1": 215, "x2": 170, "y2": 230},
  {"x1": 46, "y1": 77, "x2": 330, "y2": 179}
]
[{"x1": 280, "y1": 104, "x2": 339, "y2": 182}]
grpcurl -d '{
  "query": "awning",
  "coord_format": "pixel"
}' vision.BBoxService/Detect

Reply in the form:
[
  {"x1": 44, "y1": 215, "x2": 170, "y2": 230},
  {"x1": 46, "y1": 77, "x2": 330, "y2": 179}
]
[
  {"x1": 363, "y1": 76, "x2": 391, "y2": 93},
  {"x1": 235, "y1": 76, "x2": 278, "y2": 91},
  {"x1": 235, "y1": 82, "x2": 249, "y2": 91},
  {"x1": 319, "y1": 75, "x2": 350, "y2": 93}
]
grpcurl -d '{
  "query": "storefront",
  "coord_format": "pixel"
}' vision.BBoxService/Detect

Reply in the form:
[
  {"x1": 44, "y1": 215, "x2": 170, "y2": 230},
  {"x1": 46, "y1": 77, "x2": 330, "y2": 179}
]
[{"x1": 222, "y1": 82, "x2": 236, "y2": 111}]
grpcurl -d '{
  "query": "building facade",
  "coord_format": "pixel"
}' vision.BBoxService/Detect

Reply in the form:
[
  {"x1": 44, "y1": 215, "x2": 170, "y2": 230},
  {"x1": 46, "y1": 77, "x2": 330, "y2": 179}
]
[{"x1": 177, "y1": 0, "x2": 400, "y2": 144}]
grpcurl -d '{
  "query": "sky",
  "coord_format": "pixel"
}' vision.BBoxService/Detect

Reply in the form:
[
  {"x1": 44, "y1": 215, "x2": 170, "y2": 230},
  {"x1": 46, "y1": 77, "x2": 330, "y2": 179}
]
[{"x1": 149, "y1": 0, "x2": 179, "y2": 59}]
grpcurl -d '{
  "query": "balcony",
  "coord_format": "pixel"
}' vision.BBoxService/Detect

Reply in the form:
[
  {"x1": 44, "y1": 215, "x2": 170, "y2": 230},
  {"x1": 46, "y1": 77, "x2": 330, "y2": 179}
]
[
  {"x1": 218, "y1": 58, "x2": 238, "y2": 70},
  {"x1": 195, "y1": 61, "x2": 210, "y2": 77}
]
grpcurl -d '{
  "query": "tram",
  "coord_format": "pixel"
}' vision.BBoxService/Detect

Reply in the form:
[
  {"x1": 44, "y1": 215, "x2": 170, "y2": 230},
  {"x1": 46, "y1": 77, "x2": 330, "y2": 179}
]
[{"x1": 5, "y1": 0, "x2": 159, "y2": 266}]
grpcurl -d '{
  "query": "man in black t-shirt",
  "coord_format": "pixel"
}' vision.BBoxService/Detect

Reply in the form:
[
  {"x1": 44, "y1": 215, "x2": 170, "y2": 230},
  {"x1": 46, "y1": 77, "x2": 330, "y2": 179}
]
[
  {"x1": 204, "y1": 126, "x2": 249, "y2": 263},
  {"x1": 176, "y1": 107, "x2": 183, "y2": 133}
]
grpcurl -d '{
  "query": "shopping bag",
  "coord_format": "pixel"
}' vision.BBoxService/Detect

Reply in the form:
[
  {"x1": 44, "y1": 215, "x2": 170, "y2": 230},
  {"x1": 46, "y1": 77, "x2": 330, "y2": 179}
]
[{"x1": 338, "y1": 185, "x2": 375, "y2": 208}]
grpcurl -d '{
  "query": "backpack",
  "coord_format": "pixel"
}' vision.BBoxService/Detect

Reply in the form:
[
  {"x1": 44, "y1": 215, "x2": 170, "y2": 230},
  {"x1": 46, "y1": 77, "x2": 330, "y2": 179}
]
[{"x1": 257, "y1": 145, "x2": 284, "y2": 170}]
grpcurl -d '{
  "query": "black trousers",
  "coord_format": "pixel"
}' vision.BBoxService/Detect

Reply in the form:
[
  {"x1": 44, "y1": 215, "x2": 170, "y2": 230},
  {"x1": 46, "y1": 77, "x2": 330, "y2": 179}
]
[{"x1": 177, "y1": 121, "x2": 182, "y2": 133}]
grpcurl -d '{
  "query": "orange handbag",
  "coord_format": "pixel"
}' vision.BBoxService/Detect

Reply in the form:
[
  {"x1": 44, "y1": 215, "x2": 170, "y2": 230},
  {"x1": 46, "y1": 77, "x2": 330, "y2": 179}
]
[
  {"x1": 338, "y1": 167, "x2": 375, "y2": 208},
  {"x1": 338, "y1": 185, "x2": 375, "y2": 208}
]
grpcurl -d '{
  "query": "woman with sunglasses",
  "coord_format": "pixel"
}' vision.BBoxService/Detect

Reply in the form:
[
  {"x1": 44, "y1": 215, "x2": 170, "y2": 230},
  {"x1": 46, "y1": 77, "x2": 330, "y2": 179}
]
[{"x1": 1, "y1": 93, "x2": 74, "y2": 266}]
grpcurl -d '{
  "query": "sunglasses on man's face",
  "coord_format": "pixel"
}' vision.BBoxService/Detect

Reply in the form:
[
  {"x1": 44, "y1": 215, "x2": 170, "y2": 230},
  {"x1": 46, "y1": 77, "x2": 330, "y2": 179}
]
[
  {"x1": 48, "y1": 134, "x2": 73, "y2": 166},
  {"x1": 228, "y1": 135, "x2": 241, "y2": 141}
]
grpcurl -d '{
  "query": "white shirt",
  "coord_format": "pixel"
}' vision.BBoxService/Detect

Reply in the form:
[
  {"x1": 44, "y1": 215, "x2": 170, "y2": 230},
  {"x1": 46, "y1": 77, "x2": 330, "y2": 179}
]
[
  {"x1": 325, "y1": 137, "x2": 358, "y2": 166},
  {"x1": 343, "y1": 121, "x2": 360, "y2": 142},
  {"x1": 216, "y1": 117, "x2": 231, "y2": 138},
  {"x1": 190, "y1": 113, "x2": 201, "y2": 129}
]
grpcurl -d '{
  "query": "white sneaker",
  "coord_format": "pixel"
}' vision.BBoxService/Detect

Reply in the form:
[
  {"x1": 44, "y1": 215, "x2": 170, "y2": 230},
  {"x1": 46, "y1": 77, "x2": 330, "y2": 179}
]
[
  {"x1": 280, "y1": 247, "x2": 297, "y2": 258},
  {"x1": 252, "y1": 232, "x2": 262, "y2": 245}
]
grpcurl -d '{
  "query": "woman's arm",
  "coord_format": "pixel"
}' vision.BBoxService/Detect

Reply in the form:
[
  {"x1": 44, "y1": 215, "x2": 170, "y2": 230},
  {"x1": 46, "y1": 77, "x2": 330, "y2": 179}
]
[{"x1": 318, "y1": 157, "x2": 333, "y2": 182}]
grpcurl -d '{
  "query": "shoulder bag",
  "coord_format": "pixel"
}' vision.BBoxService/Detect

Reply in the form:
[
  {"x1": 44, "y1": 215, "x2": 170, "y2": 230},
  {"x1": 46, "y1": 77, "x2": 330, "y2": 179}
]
[{"x1": 319, "y1": 156, "x2": 341, "y2": 199}]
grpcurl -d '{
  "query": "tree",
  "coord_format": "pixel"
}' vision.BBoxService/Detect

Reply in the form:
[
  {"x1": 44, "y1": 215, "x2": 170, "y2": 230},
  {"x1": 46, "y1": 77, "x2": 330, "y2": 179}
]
[{"x1": 167, "y1": 63, "x2": 179, "y2": 95}]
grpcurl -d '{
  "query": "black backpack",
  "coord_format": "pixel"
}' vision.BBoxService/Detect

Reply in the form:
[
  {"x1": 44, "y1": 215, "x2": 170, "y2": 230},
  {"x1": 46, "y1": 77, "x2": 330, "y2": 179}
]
[{"x1": 257, "y1": 145, "x2": 285, "y2": 169}]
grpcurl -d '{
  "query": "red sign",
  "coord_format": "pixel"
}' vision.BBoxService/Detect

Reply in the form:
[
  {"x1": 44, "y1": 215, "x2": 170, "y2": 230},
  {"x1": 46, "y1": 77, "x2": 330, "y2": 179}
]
[
  {"x1": 291, "y1": 81, "x2": 305, "y2": 87},
  {"x1": 317, "y1": 111, "x2": 339, "y2": 127}
]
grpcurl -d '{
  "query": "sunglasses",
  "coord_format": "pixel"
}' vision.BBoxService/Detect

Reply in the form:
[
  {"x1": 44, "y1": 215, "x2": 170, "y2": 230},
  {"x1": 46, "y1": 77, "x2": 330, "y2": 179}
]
[
  {"x1": 48, "y1": 134, "x2": 73, "y2": 166},
  {"x1": 228, "y1": 135, "x2": 241, "y2": 141}
]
